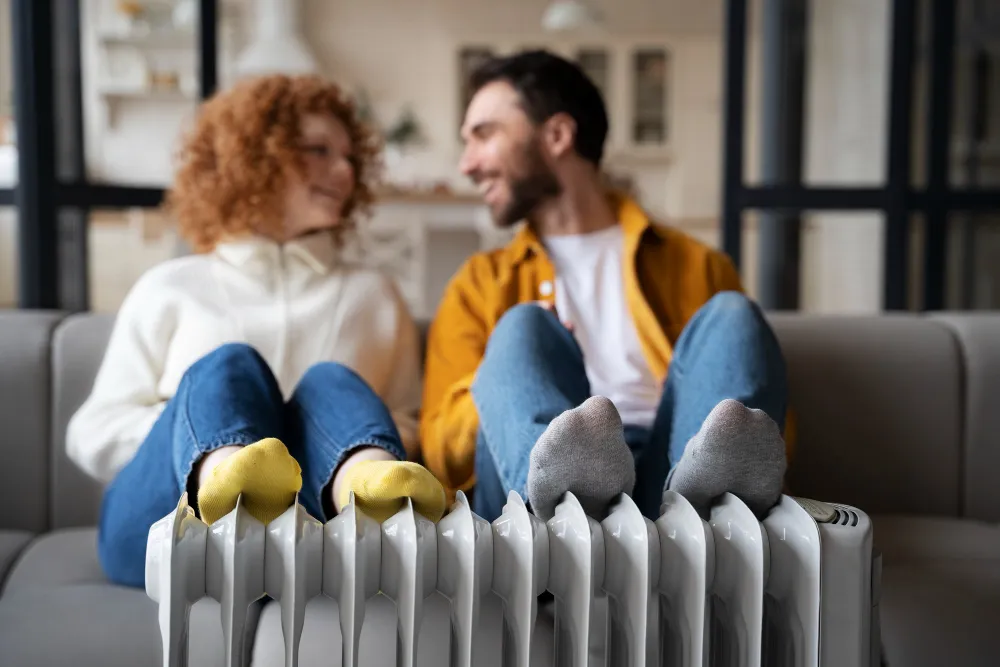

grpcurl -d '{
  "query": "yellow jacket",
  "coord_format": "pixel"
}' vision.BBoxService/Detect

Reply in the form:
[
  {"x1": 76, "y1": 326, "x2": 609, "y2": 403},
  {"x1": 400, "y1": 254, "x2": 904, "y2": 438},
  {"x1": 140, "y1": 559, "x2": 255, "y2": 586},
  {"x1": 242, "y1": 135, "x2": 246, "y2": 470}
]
[{"x1": 420, "y1": 193, "x2": 791, "y2": 497}]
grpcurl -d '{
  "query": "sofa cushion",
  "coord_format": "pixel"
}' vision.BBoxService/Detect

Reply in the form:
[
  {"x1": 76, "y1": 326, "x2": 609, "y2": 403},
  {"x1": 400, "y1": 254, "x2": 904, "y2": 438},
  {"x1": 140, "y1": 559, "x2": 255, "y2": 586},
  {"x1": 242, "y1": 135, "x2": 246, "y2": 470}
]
[
  {"x1": 251, "y1": 591, "x2": 555, "y2": 666},
  {"x1": 769, "y1": 315, "x2": 963, "y2": 516},
  {"x1": 0, "y1": 587, "x2": 255, "y2": 667},
  {"x1": 880, "y1": 562, "x2": 1000, "y2": 667},
  {"x1": 874, "y1": 515, "x2": 1000, "y2": 667},
  {"x1": 0, "y1": 531, "x2": 33, "y2": 590},
  {"x1": 2, "y1": 528, "x2": 107, "y2": 593},
  {"x1": 0, "y1": 310, "x2": 65, "y2": 533},
  {"x1": 930, "y1": 315, "x2": 1000, "y2": 522},
  {"x1": 51, "y1": 313, "x2": 115, "y2": 529},
  {"x1": 0, "y1": 527, "x2": 260, "y2": 667}
]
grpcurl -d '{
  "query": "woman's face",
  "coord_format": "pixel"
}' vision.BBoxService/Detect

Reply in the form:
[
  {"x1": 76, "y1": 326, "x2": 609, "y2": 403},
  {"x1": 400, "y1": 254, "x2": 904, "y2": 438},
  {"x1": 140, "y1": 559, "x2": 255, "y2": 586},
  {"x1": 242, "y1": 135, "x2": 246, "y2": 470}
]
[{"x1": 282, "y1": 113, "x2": 357, "y2": 240}]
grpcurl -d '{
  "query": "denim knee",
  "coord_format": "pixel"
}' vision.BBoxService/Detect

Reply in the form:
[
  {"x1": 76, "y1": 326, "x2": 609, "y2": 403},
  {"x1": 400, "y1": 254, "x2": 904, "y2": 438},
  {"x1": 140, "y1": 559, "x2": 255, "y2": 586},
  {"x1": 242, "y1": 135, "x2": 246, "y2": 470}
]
[
  {"x1": 182, "y1": 342, "x2": 270, "y2": 380},
  {"x1": 491, "y1": 302, "x2": 560, "y2": 344},
  {"x1": 700, "y1": 291, "x2": 761, "y2": 326},
  {"x1": 203, "y1": 342, "x2": 267, "y2": 368},
  {"x1": 297, "y1": 360, "x2": 366, "y2": 390}
]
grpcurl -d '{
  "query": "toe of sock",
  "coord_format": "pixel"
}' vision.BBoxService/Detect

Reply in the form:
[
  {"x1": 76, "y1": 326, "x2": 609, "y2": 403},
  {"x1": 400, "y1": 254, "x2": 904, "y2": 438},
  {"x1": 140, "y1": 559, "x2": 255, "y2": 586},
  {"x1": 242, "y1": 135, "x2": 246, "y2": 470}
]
[
  {"x1": 527, "y1": 396, "x2": 635, "y2": 521},
  {"x1": 197, "y1": 438, "x2": 302, "y2": 525},
  {"x1": 340, "y1": 460, "x2": 447, "y2": 523}
]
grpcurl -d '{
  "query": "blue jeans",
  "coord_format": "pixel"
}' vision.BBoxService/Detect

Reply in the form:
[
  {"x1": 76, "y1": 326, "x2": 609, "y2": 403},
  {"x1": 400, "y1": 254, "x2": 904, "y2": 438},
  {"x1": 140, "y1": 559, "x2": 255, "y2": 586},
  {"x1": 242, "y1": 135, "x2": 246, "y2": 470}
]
[
  {"x1": 97, "y1": 343, "x2": 405, "y2": 588},
  {"x1": 470, "y1": 291, "x2": 788, "y2": 522}
]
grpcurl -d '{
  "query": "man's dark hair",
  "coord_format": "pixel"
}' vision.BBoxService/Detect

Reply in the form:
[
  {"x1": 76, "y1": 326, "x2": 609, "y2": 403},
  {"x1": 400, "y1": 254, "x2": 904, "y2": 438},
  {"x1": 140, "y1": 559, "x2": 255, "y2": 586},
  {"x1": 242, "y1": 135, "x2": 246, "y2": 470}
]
[{"x1": 469, "y1": 50, "x2": 609, "y2": 166}]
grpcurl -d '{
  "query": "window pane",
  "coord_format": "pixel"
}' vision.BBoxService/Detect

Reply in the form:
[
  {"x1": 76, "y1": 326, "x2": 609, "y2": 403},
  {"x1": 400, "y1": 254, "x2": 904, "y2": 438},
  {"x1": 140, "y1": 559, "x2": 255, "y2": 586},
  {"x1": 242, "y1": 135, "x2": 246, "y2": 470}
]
[
  {"x1": 951, "y1": 9, "x2": 1000, "y2": 189},
  {"x1": 0, "y1": 207, "x2": 16, "y2": 308},
  {"x1": 0, "y1": 0, "x2": 13, "y2": 306},
  {"x1": 799, "y1": 212, "x2": 888, "y2": 313},
  {"x1": 577, "y1": 48, "x2": 610, "y2": 100},
  {"x1": 87, "y1": 207, "x2": 181, "y2": 313},
  {"x1": 82, "y1": 0, "x2": 206, "y2": 185},
  {"x1": 631, "y1": 49, "x2": 668, "y2": 145},
  {"x1": 1, "y1": 0, "x2": 12, "y2": 148},
  {"x1": 744, "y1": 0, "x2": 892, "y2": 187},
  {"x1": 457, "y1": 47, "x2": 495, "y2": 132},
  {"x1": 943, "y1": 213, "x2": 1000, "y2": 310}
]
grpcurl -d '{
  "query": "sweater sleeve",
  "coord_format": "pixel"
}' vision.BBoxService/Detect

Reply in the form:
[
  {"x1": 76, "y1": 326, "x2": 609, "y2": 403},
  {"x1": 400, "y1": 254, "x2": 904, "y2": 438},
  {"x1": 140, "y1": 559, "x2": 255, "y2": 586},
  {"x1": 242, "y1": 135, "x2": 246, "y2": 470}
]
[
  {"x1": 419, "y1": 259, "x2": 490, "y2": 493},
  {"x1": 66, "y1": 270, "x2": 175, "y2": 483}
]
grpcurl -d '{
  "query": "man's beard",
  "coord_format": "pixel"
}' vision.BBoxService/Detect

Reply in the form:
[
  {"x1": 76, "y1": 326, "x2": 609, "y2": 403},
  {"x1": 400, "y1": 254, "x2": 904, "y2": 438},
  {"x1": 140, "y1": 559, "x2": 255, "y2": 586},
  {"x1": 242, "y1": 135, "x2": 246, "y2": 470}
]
[{"x1": 492, "y1": 139, "x2": 562, "y2": 227}]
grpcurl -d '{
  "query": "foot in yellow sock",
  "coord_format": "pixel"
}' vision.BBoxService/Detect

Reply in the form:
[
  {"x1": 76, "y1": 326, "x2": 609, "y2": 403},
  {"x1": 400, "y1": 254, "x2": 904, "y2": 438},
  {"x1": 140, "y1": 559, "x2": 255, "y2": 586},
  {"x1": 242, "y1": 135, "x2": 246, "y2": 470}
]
[
  {"x1": 197, "y1": 438, "x2": 302, "y2": 525},
  {"x1": 337, "y1": 460, "x2": 447, "y2": 523}
]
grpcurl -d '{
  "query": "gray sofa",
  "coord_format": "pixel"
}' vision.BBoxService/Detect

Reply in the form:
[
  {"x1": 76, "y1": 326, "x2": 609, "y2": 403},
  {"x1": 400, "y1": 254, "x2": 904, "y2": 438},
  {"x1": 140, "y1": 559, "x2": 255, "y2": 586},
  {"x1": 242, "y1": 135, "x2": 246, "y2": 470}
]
[{"x1": 0, "y1": 309, "x2": 998, "y2": 666}]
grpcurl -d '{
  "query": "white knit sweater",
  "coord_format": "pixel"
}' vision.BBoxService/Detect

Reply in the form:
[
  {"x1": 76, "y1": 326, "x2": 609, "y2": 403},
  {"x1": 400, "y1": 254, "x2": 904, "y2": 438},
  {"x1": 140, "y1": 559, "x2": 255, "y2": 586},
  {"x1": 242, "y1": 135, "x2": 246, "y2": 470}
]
[{"x1": 66, "y1": 231, "x2": 422, "y2": 483}]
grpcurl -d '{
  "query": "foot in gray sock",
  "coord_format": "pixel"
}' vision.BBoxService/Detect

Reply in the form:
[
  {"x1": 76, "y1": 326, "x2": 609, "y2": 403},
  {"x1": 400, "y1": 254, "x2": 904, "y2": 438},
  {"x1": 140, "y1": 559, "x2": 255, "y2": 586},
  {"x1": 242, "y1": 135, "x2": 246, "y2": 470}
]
[
  {"x1": 668, "y1": 398, "x2": 787, "y2": 517},
  {"x1": 527, "y1": 396, "x2": 636, "y2": 521}
]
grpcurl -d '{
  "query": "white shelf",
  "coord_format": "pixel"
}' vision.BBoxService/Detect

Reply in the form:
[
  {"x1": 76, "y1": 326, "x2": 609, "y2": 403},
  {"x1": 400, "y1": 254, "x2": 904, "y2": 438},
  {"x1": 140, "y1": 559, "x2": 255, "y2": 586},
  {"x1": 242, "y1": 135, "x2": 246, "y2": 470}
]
[
  {"x1": 99, "y1": 87, "x2": 195, "y2": 101},
  {"x1": 98, "y1": 29, "x2": 196, "y2": 49},
  {"x1": 97, "y1": 86, "x2": 197, "y2": 130}
]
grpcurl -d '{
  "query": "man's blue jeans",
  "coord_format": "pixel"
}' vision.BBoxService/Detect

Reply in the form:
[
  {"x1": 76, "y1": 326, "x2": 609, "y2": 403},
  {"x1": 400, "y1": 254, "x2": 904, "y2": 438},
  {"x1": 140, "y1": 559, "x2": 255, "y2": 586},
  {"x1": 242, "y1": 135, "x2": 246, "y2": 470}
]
[
  {"x1": 470, "y1": 291, "x2": 788, "y2": 522},
  {"x1": 97, "y1": 343, "x2": 406, "y2": 588}
]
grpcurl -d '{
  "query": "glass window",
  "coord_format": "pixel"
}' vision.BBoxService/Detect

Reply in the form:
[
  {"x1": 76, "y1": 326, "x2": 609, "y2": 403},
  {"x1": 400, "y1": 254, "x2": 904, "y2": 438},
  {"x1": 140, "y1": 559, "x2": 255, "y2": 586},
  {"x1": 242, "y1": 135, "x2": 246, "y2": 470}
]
[
  {"x1": 799, "y1": 212, "x2": 888, "y2": 313},
  {"x1": 631, "y1": 48, "x2": 668, "y2": 145},
  {"x1": 0, "y1": 0, "x2": 12, "y2": 148},
  {"x1": 0, "y1": 207, "x2": 16, "y2": 308},
  {"x1": 81, "y1": 0, "x2": 205, "y2": 186},
  {"x1": 577, "y1": 48, "x2": 610, "y2": 100},
  {"x1": 457, "y1": 46, "x2": 495, "y2": 132},
  {"x1": 87, "y1": 207, "x2": 181, "y2": 313}
]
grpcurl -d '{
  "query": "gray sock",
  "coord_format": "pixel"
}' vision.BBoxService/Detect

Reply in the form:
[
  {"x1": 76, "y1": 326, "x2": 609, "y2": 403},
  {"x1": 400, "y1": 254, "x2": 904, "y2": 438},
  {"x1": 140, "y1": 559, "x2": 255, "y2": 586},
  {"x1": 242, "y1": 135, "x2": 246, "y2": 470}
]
[
  {"x1": 527, "y1": 396, "x2": 636, "y2": 521},
  {"x1": 668, "y1": 398, "x2": 787, "y2": 517}
]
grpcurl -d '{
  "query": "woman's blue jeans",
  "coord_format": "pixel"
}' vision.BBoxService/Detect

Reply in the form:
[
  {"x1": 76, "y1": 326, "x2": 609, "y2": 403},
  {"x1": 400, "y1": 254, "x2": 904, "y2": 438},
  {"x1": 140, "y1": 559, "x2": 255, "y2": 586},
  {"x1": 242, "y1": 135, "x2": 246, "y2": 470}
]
[{"x1": 97, "y1": 343, "x2": 405, "y2": 588}]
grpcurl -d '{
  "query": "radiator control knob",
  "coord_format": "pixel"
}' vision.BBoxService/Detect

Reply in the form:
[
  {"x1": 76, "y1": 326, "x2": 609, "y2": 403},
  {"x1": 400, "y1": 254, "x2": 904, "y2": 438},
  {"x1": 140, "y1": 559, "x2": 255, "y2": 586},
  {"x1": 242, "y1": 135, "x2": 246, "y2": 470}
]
[{"x1": 793, "y1": 497, "x2": 837, "y2": 523}]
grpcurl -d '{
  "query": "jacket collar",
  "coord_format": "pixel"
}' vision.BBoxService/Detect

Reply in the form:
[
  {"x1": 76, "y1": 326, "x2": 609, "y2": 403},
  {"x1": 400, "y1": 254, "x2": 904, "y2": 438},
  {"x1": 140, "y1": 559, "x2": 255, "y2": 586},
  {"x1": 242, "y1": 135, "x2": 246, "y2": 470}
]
[
  {"x1": 214, "y1": 231, "x2": 339, "y2": 276},
  {"x1": 506, "y1": 191, "x2": 664, "y2": 266}
]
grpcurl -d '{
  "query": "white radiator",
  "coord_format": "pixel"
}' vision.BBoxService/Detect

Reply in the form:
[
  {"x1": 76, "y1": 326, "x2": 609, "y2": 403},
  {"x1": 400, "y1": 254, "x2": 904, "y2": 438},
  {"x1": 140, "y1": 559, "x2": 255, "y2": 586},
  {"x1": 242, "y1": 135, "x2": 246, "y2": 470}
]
[{"x1": 145, "y1": 489, "x2": 879, "y2": 667}]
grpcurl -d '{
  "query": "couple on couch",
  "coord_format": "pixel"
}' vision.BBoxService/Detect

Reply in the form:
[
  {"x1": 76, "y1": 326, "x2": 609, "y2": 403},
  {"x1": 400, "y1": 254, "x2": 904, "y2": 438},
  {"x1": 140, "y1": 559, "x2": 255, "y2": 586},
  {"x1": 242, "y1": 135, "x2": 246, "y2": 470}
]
[{"x1": 68, "y1": 50, "x2": 790, "y2": 588}]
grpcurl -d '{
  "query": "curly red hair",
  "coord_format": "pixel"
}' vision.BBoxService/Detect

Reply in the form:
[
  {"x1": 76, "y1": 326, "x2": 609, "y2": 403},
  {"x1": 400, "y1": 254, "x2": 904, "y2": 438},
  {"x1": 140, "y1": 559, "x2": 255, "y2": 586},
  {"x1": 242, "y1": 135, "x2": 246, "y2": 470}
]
[{"x1": 167, "y1": 74, "x2": 381, "y2": 253}]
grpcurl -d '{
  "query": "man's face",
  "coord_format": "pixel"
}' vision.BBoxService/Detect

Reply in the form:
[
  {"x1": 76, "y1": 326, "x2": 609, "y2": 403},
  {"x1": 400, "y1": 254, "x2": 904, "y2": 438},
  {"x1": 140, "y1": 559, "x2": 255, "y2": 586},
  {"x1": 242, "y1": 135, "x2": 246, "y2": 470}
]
[{"x1": 459, "y1": 81, "x2": 561, "y2": 227}]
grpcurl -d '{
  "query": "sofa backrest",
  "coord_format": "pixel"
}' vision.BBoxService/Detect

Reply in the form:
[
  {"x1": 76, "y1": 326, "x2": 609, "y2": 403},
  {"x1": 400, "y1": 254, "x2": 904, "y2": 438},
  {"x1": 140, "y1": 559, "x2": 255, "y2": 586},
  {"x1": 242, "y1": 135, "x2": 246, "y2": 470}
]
[
  {"x1": 2, "y1": 309, "x2": 996, "y2": 531},
  {"x1": 51, "y1": 313, "x2": 115, "y2": 529},
  {"x1": 770, "y1": 314, "x2": 964, "y2": 517},
  {"x1": 0, "y1": 311, "x2": 65, "y2": 533},
  {"x1": 931, "y1": 315, "x2": 1000, "y2": 522}
]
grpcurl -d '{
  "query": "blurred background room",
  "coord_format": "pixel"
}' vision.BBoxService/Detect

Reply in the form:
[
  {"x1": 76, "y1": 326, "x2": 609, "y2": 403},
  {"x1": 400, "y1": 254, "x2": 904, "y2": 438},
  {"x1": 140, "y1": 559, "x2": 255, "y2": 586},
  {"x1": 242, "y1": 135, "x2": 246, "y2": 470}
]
[{"x1": 1, "y1": 0, "x2": 998, "y2": 317}]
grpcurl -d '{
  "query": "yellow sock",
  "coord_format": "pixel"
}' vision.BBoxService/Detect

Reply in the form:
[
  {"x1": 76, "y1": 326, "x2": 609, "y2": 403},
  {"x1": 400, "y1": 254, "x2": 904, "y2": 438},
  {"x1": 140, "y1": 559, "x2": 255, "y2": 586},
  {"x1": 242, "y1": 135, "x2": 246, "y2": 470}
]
[
  {"x1": 197, "y1": 438, "x2": 302, "y2": 525},
  {"x1": 337, "y1": 460, "x2": 447, "y2": 523}
]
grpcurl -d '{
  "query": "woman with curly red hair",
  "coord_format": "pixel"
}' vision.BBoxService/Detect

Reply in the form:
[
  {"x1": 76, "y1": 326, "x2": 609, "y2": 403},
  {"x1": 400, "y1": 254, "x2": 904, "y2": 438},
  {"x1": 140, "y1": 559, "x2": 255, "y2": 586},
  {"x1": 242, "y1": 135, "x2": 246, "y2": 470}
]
[{"x1": 67, "y1": 74, "x2": 446, "y2": 587}]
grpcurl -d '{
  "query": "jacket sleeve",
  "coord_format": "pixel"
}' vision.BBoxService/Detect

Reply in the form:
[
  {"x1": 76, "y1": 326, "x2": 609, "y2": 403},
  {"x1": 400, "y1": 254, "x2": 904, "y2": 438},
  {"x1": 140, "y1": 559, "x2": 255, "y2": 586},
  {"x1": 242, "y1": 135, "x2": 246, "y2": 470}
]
[
  {"x1": 419, "y1": 259, "x2": 491, "y2": 492},
  {"x1": 708, "y1": 249, "x2": 745, "y2": 293},
  {"x1": 66, "y1": 271, "x2": 174, "y2": 483}
]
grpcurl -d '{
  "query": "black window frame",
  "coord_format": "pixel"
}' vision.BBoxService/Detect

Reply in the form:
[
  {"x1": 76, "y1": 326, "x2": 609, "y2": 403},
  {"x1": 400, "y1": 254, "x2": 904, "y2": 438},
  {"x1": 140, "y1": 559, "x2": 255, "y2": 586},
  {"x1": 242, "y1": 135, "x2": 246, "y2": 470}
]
[
  {"x1": 723, "y1": 0, "x2": 1000, "y2": 311},
  {"x1": 4, "y1": 0, "x2": 218, "y2": 310}
]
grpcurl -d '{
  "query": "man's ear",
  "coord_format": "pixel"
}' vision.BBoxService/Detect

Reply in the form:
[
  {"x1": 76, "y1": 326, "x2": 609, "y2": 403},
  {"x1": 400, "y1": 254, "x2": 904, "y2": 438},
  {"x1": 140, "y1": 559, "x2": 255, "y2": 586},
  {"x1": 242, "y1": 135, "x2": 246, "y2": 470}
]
[{"x1": 541, "y1": 113, "x2": 577, "y2": 159}]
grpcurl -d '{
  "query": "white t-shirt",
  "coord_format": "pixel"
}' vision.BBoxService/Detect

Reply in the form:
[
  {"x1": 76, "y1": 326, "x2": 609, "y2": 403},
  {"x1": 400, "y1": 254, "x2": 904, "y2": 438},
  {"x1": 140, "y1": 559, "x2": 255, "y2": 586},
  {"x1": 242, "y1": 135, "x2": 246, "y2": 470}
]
[{"x1": 543, "y1": 225, "x2": 662, "y2": 428}]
